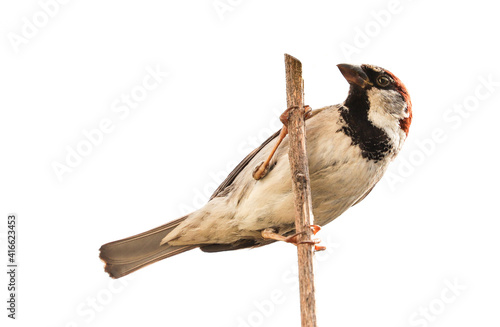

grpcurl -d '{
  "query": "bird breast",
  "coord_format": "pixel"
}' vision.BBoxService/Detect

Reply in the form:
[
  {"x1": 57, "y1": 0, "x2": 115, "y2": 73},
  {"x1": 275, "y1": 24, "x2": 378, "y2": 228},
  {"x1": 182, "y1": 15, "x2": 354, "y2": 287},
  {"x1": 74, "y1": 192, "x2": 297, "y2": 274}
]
[{"x1": 232, "y1": 106, "x2": 391, "y2": 232}]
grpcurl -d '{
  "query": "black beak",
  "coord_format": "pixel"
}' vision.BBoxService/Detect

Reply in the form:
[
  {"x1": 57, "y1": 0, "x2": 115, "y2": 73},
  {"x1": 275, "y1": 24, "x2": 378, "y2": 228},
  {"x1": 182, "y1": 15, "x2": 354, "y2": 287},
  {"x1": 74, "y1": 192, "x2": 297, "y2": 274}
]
[{"x1": 337, "y1": 64, "x2": 372, "y2": 88}]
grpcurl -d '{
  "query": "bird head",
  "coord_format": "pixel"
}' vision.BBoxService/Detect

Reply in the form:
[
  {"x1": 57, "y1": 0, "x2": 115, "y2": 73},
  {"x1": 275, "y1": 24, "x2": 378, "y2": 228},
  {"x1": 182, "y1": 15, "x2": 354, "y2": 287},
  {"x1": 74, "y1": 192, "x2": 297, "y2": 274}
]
[
  {"x1": 337, "y1": 63, "x2": 412, "y2": 159},
  {"x1": 337, "y1": 63, "x2": 412, "y2": 136}
]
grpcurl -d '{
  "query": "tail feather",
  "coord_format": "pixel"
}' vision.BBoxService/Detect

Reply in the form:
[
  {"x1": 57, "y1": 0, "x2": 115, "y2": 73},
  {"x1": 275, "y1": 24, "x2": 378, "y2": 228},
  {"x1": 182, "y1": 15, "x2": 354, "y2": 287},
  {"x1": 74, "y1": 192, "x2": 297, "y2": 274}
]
[{"x1": 99, "y1": 215, "x2": 197, "y2": 278}]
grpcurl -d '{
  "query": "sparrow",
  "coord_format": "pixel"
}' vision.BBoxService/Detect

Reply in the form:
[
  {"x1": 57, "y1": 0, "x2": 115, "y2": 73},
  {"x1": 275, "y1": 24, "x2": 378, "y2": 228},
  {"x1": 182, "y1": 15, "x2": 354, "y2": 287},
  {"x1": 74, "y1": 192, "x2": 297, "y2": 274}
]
[{"x1": 99, "y1": 63, "x2": 412, "y2": 279}]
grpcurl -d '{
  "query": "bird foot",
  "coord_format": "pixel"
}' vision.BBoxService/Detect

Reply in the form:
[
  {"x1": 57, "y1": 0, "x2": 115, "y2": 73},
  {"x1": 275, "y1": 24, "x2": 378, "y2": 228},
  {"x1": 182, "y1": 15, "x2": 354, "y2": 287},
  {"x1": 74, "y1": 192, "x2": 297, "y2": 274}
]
[
  {"x1": 261, "y1": 225, "x2": 325, "y2": 251},
  {"x1": 280, "y1": 105, "x2": 312, "y2": 126},
  {"x1": 252, "y1": 105, "x2": 312, "y2": 181}
]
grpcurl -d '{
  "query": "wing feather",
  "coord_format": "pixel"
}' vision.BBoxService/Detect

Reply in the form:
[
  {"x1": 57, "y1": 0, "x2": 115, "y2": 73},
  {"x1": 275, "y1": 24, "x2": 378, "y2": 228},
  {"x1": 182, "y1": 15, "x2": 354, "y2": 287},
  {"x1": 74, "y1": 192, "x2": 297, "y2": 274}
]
[
  {"x1": 209, "y1": 129, "x2": 281, "y2": 200},
  {"x1": 209, "y1": 107, "x2": 326, "y2": 201}
]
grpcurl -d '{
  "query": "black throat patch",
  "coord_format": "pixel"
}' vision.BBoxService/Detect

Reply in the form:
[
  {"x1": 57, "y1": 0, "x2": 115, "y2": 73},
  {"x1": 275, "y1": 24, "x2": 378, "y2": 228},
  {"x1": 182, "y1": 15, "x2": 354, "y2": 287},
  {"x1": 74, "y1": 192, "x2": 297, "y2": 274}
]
[{"x1": 339, "y1": 87, "x2": 392, "y2": 162}]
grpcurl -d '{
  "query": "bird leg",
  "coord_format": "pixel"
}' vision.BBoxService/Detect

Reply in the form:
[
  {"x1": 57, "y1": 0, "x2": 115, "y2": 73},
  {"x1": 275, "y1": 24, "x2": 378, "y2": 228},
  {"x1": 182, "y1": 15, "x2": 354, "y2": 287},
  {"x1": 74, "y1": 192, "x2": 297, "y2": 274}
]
[
  {"x1": 261, "y1": 228, "x2": 290, "y2": 242},
  {"x1": 261, "y1": 224, "x2": 325, "y2": 251},
  {"x1": 252, "y1": 126, "x2": 288, "y2": 180},
  {"x1": 252, "y1": 105, "x2": 312, "y2": 180}
]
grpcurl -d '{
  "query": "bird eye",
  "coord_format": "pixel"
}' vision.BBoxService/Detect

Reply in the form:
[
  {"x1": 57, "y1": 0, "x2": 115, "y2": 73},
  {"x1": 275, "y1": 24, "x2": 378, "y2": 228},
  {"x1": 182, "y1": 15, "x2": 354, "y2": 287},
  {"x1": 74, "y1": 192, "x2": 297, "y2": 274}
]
[{"x1": 376, "y1": 75, "x2": 391, "y2": 87}]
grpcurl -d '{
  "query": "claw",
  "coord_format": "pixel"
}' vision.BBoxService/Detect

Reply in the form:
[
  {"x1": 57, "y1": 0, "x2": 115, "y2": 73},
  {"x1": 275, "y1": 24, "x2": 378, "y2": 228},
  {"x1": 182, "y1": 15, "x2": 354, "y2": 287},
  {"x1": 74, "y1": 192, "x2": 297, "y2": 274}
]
[
  {"x1": 304, "y1": 105, "x2": 312, "y2": 118},
  {"x1": 314, "y1": 245, "x2": 326, "y2": 251},
  {"x1": 310, "y1": 224, "x2": 321, "y2": 235}
]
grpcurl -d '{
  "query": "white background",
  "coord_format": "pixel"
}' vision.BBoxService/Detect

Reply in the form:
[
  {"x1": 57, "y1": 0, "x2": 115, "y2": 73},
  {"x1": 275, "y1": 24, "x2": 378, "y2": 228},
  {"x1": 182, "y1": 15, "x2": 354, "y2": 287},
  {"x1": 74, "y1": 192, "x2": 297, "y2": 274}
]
[{"x1": 1, "y1": 1, "x2": 499, "y2": 326}]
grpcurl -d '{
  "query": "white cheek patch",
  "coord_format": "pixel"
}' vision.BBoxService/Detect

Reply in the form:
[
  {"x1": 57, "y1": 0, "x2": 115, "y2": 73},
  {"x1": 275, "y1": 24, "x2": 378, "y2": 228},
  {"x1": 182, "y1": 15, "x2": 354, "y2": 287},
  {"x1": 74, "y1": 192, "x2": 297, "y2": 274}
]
[
  {"x1": 366, "y1": 88, "x2": 407, "y2": 148},
  {"x1": 368, "y1": 89, "x2": 405, "y2": 117}
]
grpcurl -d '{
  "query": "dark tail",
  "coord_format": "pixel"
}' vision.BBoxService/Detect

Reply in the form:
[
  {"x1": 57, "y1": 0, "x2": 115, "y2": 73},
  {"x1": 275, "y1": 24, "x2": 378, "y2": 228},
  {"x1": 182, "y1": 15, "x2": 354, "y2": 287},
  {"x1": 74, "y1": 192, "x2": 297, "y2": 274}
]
[{"x1": 99, "y1": 215, "x2": 197, "y2": 279}]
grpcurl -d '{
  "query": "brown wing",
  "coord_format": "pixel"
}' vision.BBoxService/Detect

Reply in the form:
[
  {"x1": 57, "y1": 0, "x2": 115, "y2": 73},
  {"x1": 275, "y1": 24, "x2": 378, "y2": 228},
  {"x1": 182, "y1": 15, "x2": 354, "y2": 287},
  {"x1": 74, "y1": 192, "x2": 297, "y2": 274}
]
[
  {"x1": 209, "y1": 129, "x2": 281, "y2": 200},
  {"x1": 209, "y1": 107, "x2": 326, "y2": 201}
]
